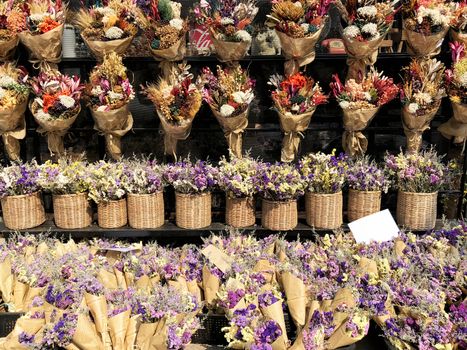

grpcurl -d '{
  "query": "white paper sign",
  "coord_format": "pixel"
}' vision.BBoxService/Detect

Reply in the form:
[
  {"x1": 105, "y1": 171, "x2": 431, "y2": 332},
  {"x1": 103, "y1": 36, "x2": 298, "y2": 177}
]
[
  {"x1": 99, "y1": 242, "x2": 142, "y2": 253},
  {"x1": 348, "y1": 209, "x2": 399, "y2": 244}
]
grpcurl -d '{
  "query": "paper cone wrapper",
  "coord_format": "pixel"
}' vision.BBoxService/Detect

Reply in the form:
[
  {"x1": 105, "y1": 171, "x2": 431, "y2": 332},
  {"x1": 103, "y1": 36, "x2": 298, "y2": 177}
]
[
  {"x1": 325, "y1": 320, "x2": 367, "y2": 349},
  {"x1": 342, "y1": 107, "x2": 379, "y2": 157},
  {"x1": 0, "y1": 258, "x2": 13, "y2": 304},
  {"x1": 394, "y1": 240, "x2": 406, "y2": 257},
  {"x1": 64, "y1": 343, "x2": 81, "y2": 350},
  {"x1": 23, "y1": 287, "x2": 43, "y2": 309},
  {"x1": 451, "y1": 29, "x2": 467, "y2": 47},
  {"x1": 210, "y1": 29, "x2": 250, "y2": 62},
  {"x1": 404, "y1": 23, "x2": 448, "y2": 57},
  {"x1": 136, "y1": 275, "x2": 151, "y2": 290},
  {"x1": 278, "y1": 109, "x2": 316, "y2": 162},
  {"x1": 253, "y1": 259, "x2": 275, "y2": 284},
  {"x1": 343, "y1": 34, "x2": 385, "y2": 81},
  {"x1": 36, "y1": 242, "x2": 48, "y2": 255},
  {"x1": 43, "y1": 301, "x2": 65, "y2": 323},
  {"x1": 157, "y1": 110, "x2": 194, "y2": 158},
  {"x1": 54, "y1": 242, "x2": 66, "y2": 257},
  {"x1": 31, "y1": 102, "x2": 80, "y2": 156},
  {"x1": 150, "y1": 275, "x2": 161, "y2": 287},
  {"x1": 114, "y1": 268, "x2": 127, "y2": 290},
  {"x1": 372, "y1": 300, "x2": 395, "y2": 327},
  {"x1": 82, "y1": 35, "x2": 134, "y2": 61},
  {"x1": 12, "y1": 280, "x2": 28, "y2": 312},
  {"x1": 19, "y1": 24, "x2": 63, "y2": 65},
  {"x1": 136, "y1": 322, "x2": 158, "y2": 350},
  {"x1": 149, "y1": 318, "x2": 168, "y2": 350},
  {"x1": 85, "y1": 293, "x2": 108, "y2": 334},
  {"x1": 261, "y1": 301, "x2": 288, "y2": 342},
  {"x1": 72, "y1": 313, "x2": 104, "y2": 350},
  {"x1": 125, "y1": 315, "x2": 141, "y2": 349},
  {"x1": 281, "y1": 272, "x2": 306, "y2": 328},
  {"x1": 105, "y1": 250, "x2": 121, "y2": 265},
  {"x1": 272, "y1": 335, "x2": 288, "y2": 350},
  {"x1": 187, "y1": 279, "x2": 202, "y2": 304},
  {"x1": 108, "y1": 310, "x2": 130, "y2": 350},
  {"x1": 167, "y1": 276, "x2": 188, "y2": 292},
  {"x1": 202, "y1": 266, "x2": 220, "y2": 307},
  {"x1": 150, "y1": 35, "x2": 186, "y2": 61},
  {"x1": 211, "y1": 107, "x2": 249, "y2": 158},
  {"x1": 276, "y1": 28, "x2": 323, "y2": 76},
  {"x1": 439, "y1": 102, "x2": 467, "y2": 143},
  {"x1": 357, "y1": 257, "x2": 378, "y2": 276},
  {"x1": 98, "y1": 269, "x2": 118, "y2": 289},
  {"x1": 91, "y1": 104, "x2": 133, "y2": 160},
  {"x1": 1, "y1": 317, "x2": 44, "y2": 349},
  {"x1": 0, "y1": 36, "x2": 19, "y2": 62},
  {"x1": 125, "y1": 272, "x2": 135, "y2": 288},
  {"x1": 330, "y1": 288, "x2": 356, "y2": 330},
  {"x1": 0, "y1": 98, "x2": 27, "y2": 161},
  {"x1": 402, "y1": 102, "x2": 440, "y2": 153}
]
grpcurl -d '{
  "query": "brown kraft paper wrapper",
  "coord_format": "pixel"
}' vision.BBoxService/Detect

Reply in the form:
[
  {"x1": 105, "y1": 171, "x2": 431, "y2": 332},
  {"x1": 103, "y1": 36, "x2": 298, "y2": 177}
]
[
  {"x1": 281, "y1": 272, "x2": 307, "y2": 328},
  {"x1": 403, "y1": 22, "x2": 448, "y2": 57},
  {"x1": 0, "y1": 317, "x2": 44, "y2": 349},
  {"x1": 210, "y1": 29, "x2": 251, "y2": 62},
  {"x1": 289, "y1": 300, "x2": 322, "y2": 350},
  {"x1": 325, "y1": 315, "x2": 368, "y2": 349},
  {"x1": 108, "y1": 310, "x2": 130, "y2": 350},
  {"x1": 202, "y1": 265, "x2": 220, "y2": 307},
  {"x1": 211, "y1": 107, "x2": 249, "y2": 158},
  {"x1": 136, "y1": 322, "x2": 158, "y2": 350},
  {"x1": 82, "y1": 35, "x2": 134, "y2": 61},
  {"x1": 372, "y1": 298, "x2": 395, "y2": 327},
  {"x1": 275, "y1": 28, "x2": 323, "y2": 76},
  {"x1": 150, "y1": 274, "x2": 161, "y2": 287},
  {"x1": 342, "y1": 107, "x2": 379, "y2": 157},
  {"x1": 150, "y1": 35, "x2": 186, "y2": 62},
  {"x1": 0, "y1": 100, "x2": 27, "y2": 161},
  {"x1": 91, "y1": 104, "x2": 133, "y2": 160},
  {"x1": 136, "y1": 274, "x2": 151, "y2": 290},
  {"x1": 187, "y1": 279, "x2": 203, "y2": 304},
  {"x1": 167, "y1": 276, "x2": 189, "y2": 292},
  {"x1": 98, "y1": 269, "x2": 119, "y2": 289},
  {"x1": 0, "y1": 257, "x2": 14, "y2": 304},
  {"x1": 261, "y1": 301, "x2": 288, "y2": 343},
  {"x1": 36, "y1": 242, "x2": 48, "y2": 255},
  {"x1": 125, "y1": 271, "x2": 135, "y2": 288},
  {"x1": 343, "y1": 34, "x2": 385, "y2": 81},
  {"x1": 329, "y1": 288, "x2": 356, "y2": 330},
  {"x1": 23, "y1": 287, "x2": 43, "y2": 309},
  {"x1": 149, "y1": 317, "x2": 168, "y2": 350},
  {"x1": 279, "y1": 109, "x2": 316, "y2": 163},
  {"x1": 12, "y1": 280, "x2": 28, "y2": 312},
  {"x1": 85, "y1": 293, "x2": 108, "y2": 334},
  {"x1": 253, "y1": 259, "x2": 275, "y2": 284},
  {"x1": 31, "y1": 103, "x2": 80, "y2": 156},
  {"x1": 19, "y1": 24, "x2": 63, "y2": 67},
  {"x1": 0, "y1": 36, "x2": 19, "y2": 62},
  {"x1": 451, "y1": 29, "x2": 467, "y2": 47},
  {"x1": 125, "y1": 315, "x2": 141, "y2": 349},
  {"x1": 114, "y1": 268, "x2": 127, "y2": 290},
  {"x1": 438, "y1": 102, "x2": 467, "y2": 144},
  {"x1": 43, "y1": 301, "x2": 66, "y2": 323},
  {"x1": 71, "y1": 313, "x2": 104, "y2": 350},
  {"x1": 157, "y1": 110, "x2": 193, "y2": 159},
  {"x1": 357, "y1": 257, "x2": 378, "y2": 276},
  {"x1": 402, "y1": 102, "x2": 441, "y2": 153}
]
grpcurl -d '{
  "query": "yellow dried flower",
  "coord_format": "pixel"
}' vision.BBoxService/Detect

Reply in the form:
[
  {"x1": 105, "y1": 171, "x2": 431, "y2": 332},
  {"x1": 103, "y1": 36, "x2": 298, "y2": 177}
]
[{"x1": 272, "y1": 1, "x2": 305, "y2": 22}]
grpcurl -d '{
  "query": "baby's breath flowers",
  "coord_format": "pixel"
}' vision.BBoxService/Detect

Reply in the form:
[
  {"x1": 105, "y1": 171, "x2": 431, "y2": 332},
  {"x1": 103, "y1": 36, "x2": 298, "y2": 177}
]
[{"x1": 217, "y1": 155, "x2": 259, "y2": 198}]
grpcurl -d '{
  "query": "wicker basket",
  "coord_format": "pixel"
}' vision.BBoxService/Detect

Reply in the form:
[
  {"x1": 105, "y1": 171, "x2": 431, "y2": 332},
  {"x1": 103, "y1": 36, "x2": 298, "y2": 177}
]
[
  {"x1": 97, "y1": 198, "x2": 127, "y2": 228},
  {"x1": 175, "y1": 192, "x2": 211, "y2": 229},
  {"x1": 261, "y1": 199, "x2": 297, "y2": 231},
  {"x1": 396, "y1": 191, "x2": 437, "y2": 231},
  {"x1": 53, "y1": 193, "x2": 92, "y2": 229},
  {"x1": 1, "y1": 192, "x2": 45, "y2": 230},
  {"x1": 127, "y1": 192, "x2": 164, "y2": 229},
  {"x1": 347, "y1": 189, "x2": 381, "y2": 222},
  {"x1": 226, "y1": 196, "x2": 256, "y2": 228},
  {"x1": 305, "y1": 191, "x2": 343, "y2": 229}
]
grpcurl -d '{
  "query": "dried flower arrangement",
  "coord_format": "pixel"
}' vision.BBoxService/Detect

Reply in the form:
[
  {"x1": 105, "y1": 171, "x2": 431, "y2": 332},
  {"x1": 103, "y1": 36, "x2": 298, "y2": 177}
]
[{"x1": 0, "y1": 0, "x2": 26, "y2": 41}]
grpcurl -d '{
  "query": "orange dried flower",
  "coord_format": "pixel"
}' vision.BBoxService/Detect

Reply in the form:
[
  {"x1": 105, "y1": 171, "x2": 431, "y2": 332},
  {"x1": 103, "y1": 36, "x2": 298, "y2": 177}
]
[
  {"x1": 38, "y1": 17, "x2": 60, "y2": 34},
  {"x1": 42, "y1": 94, "x2": 58, "y2": 113}
]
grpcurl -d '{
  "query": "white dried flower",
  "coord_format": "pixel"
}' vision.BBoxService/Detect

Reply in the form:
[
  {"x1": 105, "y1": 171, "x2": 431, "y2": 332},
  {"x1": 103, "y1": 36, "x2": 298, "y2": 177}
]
[
  {"x1": 221, "y1": 17, "x2": 234, "y2": 25},
  {"x1": 170, "y1": 1, "x2": 182, "y2": 19},
  {"x1": 95, "y1": 7, "x2": 116, "y2": 16},
  {"x1": 363, "y1": 92, "x2": 372, "y2": 101},
  {"x1": 357, "y1": 5, "x2": 377, "y2": 18},
  {"x1": 91, "y1": 86, "x2": 103, "y2": 95},
  {"x1": 361, "y1": 23, "x2": 378, "y2": 36},
  {"x1": 220, "y1": 104, "x2": 235, "y2": 117},
  {"x1": 339, "y1": 101, "x2": 350, "y2": 109},
  {"x1": 29, "y1": 13, "x2": 47, "y2": 23},
  {"x1": 301, "y1": 23, "x2": 310, "y2": 33},
  {"x1": 232, "y1": 90, "x2": 254, "y2": 104},
  {"x1": 459, "y1": 72, "x2": 467, "y2": 87},
  {"x1": 293, "y1": 1, "x2": 302, "y2": 8},
  {"x1": 0, "y1": 88, "x2": 5, "y2": 100},
  {"x1": 343, "y1": 25, "x2": 360, "y2": 38},
  {"x1": 36, "y1": 108, "x2": 50, "y2": 120},
  {"x1": 108, "y1": 91, "x2": 124, "y2": 101},
  {"x1": 169, "y1": 18, "x2": 184, "y2": 31},
  {"x1": 414, "y1": 92, "x2": 433, "y2": 105},
  {"x1": 59, "y1": 95, "x2": 76, "y2": 109},
  {"x1": 235, "y1": 30, "x2": 251, "y2": 42},
  {"x1": 105, "y1": 26, "x2": 124, "y2": 40},
  {"x1": 0, "y1": 75, "x2": 16, "y2": 87},
  {"x1": 408, "y1": 103, "x2": 419, "y2": 114},
  {"x1": 416, "y1": 6, "x2": 450, "y2": 27}
]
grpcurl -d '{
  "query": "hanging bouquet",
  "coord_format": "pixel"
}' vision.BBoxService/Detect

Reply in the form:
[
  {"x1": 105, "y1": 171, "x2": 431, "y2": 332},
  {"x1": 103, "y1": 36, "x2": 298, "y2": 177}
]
[
  {"x1": 39, "y1": 158, "x2": 90, "y2": 195},
  {"x1": 267, "y1": 0, "x2": 333, "y2": 75},
  {"x1": 199, "y1": 65, "x2": 255, "y2": 157},
  {"x1": 86, "y1": 52, "x2": 134, "y2": 159},
  {"x1": 451, "y1": 2, "x2": 467, "y2": 45},
  {"x1": 142, "y1": 0, "x2": 188, "y2": 61},
  {"x1": 29, "y1": 70, "x2": 84, "y2": 156},
  {"x1": 439, "y1": 42, "x2": 467, "y2": 143},
  {"x1": 163, "y1": 159, "x2": 218, "y2": 194},
  {"x1": 0, "y1": 63, "x2": 29, "y2": 160},
  {"x1": 74, "y1": 0, "x2": 142, "y2": 60},
  {"x1": 402, "y1": 0, "x2": 452, "y2": 57},
  {"x1": 18, "y1": 0, "x2": 66, "y2": 66},
  {"x1": 88, "y1": 160, "x2": 127, "y2": 203},
  {"x1": 217, "y1": 155, "x2": 259, "y2": 199},
  {"x1": 143, "y1": 63, "x2": 202, "y2": 158},
  {"x1": 269, "y1": 72, "x2": 328, "y2": 162},
  {"x1": 346, "y1": 157, "x2": 389, "y2": 193},
  {"x1": 401, "y1": 58, "x2": 445, "y2": 153},
  {"x1": 256, "y1": 162, "x2": 306, "y2": 201},
  {"x1": 337, "y1": 0, "x2": 397, "y2": 80},
  {"x1": 330, "y1": 69, "x2": 399, "y2": 156},
  {"x1": 0, "y1": 1, "x2": 26, "y2": 61},
  {"x1": 192, "y1": 0, "x2": 258, "y2": 61}
]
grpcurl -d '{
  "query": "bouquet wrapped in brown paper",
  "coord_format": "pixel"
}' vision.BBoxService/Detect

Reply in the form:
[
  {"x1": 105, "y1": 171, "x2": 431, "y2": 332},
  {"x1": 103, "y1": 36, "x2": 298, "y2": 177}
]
[
  {"x1": 0, "y1": 1, "x2": 26, "y2": 62},
  {"x1": 0, "y1": 63, "x2": 30, "y2": 160},
  {"x1": 73, "y1": 0, "x2": 143, "y2": 60},
  {"x1": 401, "y1": 58, "x2": 445, "y2": 153},
  {"x1": 29, "y1": 70, "x2": 84, "y2": 157},
  {"x1": 330, "y1": 69, "x2": 399, "y2": 157},
  {"x1": 402, "y1": 0, "x2": 452, "y2": 57},
  {"x1": 86, "y1": 52, "x2": 135, "y2": 160},
  {"x1": 439, "y1": 43, "x2": 467, "y2": 143},
  {"x1": 337, "y1": 0, "x2": 395, "y2": 80},
  {"x1": 199, "y1": 65, "x2": 255, "y2": 158},
  {"x1": 269, "y1": 72, "x2": 328, "y2": 162},
  {"x1": 451, "y1": 3, "x2": 467, "y2": 46},
  {"x1": 192, "y1": 0, "x2": 258, "y2": 62},
  {"x1": 18, "y1": 0, "x2": 65, "y2": 67},
  {"x1": 143, "y1": 63, "x2": 202, "y2": 158},
  {"x1": 266, "y1": 0, "x2": 332, "y2": 75}
]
